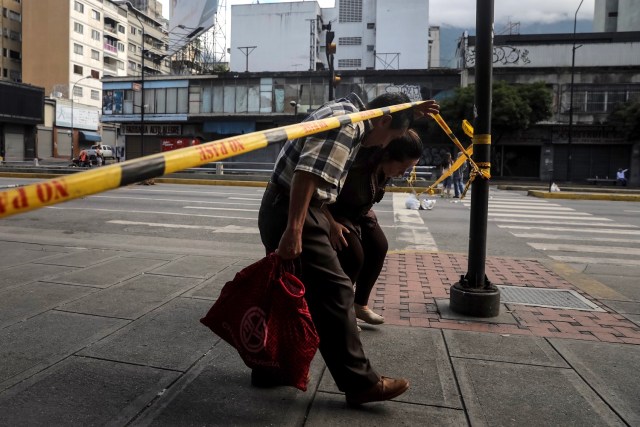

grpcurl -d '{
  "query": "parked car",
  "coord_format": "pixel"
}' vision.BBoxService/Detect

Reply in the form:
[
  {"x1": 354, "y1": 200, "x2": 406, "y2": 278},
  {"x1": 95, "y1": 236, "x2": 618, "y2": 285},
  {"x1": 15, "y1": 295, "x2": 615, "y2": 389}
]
[{"x1": 86, "y1": 144, "x2": 115, "y2": 161}]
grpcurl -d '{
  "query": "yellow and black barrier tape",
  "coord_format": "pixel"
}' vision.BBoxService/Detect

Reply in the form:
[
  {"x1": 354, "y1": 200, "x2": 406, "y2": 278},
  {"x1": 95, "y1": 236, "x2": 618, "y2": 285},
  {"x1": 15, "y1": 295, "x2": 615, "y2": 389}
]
[{"x1": 0, "y1": 100, "x2": 424, "y2": 219}]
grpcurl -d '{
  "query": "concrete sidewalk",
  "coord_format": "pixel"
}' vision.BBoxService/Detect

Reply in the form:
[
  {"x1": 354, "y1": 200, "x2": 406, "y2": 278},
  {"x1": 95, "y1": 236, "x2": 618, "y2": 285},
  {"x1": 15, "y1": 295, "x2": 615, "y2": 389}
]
[{"x1": 0, "y1": 238, "x2": 638, "y2": 426}]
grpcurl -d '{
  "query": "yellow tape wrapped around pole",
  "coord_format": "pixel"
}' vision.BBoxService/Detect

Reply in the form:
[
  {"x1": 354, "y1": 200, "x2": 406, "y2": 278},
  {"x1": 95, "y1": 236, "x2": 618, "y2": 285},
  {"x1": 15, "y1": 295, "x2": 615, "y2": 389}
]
[{"x1": 0, "y1": 101, "x2": 424, "y2": 219}]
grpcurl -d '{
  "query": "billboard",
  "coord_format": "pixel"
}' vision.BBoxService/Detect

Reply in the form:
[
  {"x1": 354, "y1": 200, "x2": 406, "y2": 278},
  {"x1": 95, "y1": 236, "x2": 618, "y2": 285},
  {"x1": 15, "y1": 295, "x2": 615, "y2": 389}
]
[{"x1": 168, "y1": 0, "x2": 218, "y2": 54}]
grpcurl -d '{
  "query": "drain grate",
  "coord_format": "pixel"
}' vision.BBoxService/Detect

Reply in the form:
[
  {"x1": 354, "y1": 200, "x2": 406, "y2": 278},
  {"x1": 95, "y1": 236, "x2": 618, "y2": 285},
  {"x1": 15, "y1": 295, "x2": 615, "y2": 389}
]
[{"x1": 497, "y1": 285, "x2": 603, "y2": 311}]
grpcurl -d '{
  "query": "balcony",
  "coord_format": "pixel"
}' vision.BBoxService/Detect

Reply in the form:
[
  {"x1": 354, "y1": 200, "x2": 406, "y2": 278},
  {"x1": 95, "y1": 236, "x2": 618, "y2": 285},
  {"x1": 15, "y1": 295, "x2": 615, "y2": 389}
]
[{"x1": 104, "y1": 43, "x2": 118, "y2": 54}]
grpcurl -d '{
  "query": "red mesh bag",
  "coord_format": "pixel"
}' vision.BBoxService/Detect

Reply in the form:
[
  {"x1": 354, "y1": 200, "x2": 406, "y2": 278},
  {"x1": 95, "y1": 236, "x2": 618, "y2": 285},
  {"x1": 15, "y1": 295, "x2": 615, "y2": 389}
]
[{"x1": 200, "y1": 253, "x2": 319, "y2": 391}]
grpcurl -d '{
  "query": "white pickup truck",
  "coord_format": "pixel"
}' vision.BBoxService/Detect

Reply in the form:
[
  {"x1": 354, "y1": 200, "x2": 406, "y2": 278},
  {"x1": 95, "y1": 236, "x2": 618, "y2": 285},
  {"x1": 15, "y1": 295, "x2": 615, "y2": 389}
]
[{"x1": 86, "y1": 145, "x2": 115, "y2": 161}]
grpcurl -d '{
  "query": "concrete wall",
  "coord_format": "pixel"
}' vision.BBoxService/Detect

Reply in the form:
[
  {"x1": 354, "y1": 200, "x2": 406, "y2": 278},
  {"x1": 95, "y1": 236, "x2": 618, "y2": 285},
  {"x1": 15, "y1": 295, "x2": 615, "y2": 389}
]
[
  {"x1": 375, "y1": 0, "x2": 429, "y2": 70},
  {"x1": 230, "y1": 2, "x2": 320, "y2": 72}
]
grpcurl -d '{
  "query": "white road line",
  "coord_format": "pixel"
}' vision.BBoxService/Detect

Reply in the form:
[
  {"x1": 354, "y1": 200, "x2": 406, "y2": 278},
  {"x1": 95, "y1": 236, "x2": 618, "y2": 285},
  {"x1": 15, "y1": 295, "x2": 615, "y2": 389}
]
[
  {"x1": 91, "y1": 195, "x2": 260, "y2": 206},
  {"x1": 462, "y1": 198, "x2": 553, "y2": 204},
  {"x1": 486, "y1": 209, "x2": 590, "y2": 216},
  {"x1": 461, "y1": 201, "x2": 565, "y2": 207},
  {"x1": 490, "y1": 218, "x2": 618, "y2": 226},
  {"x1": 108, "y1": 220, "x2": 259, "y2": 234},
  {"x1": 511, "y1": 233, "x2": 640, "y2": 244},
  {"x1": 45, "y1": 206, "x2": 257, "y2": 220},
  {"x1": 118, "y1": 188, "x2": 262, "y2": 196},
  {"x1": 528, "y1": 242, "x2": 640, "y2": 256},
  {"x1": 392, "y1": 193, "x2": 438, "y2": 250},
  {"x1": 183, "y1": 206, "x2": 259, "y2": 212},
  {"x1": 498, "y1": 224, "x2": 640, "y2": 235},
  {"x1": 485, "y1": 205, "x2": 576, "y2": 211},
  {"x1": 550, "y1": 255, "x2": 640, "y2": 267},
  {"x1": 228, "y1": 197, "x2": 264, "y2": 201},
  {"x1": 489, "y1": 213, "x2": 602, "y2": 220}
]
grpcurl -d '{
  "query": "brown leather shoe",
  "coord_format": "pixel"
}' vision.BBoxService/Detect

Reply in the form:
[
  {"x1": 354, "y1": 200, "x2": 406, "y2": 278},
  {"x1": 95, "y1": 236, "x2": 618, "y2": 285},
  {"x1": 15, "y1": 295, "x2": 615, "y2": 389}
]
[{"x1": 345, "y1": 376, "x2": 409, "y2": 405}]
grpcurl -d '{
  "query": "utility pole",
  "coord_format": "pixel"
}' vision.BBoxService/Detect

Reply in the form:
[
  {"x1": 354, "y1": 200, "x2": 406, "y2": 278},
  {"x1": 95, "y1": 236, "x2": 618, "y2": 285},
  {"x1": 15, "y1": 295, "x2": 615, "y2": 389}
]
[
  {"x1": 567, "y1": 0, "x2": 584, "y2": 182},
  {"x1": 237, "y1": 46, "x2": 257, "y2": 72},
  {"x1": 449, "y1": 0, "x2": 500, "y2": 317}
]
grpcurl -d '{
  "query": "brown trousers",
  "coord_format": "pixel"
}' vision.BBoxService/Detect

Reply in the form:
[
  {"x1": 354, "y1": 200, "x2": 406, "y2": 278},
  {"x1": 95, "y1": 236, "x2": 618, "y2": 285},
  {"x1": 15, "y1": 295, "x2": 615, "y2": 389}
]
[{"x1": 258, "y1": 184, "x2": 379, "y2": 393}]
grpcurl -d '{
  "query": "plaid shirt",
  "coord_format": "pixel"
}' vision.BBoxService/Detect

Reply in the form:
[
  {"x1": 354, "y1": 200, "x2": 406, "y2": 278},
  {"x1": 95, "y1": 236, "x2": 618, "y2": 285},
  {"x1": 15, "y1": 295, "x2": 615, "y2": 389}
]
[{"x1": 271, "y1": 93, "x2": 372, "y2": 204}]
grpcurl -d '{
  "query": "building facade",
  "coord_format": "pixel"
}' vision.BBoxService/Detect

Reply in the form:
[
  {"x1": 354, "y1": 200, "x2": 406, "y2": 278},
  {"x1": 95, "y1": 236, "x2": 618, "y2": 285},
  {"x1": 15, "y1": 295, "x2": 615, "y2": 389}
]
[
  {"x1": 459, "y1": 31, "x2": 640, "y2": 184},
  {"x1": 1, "y1": 0, "x2": 22, "y2": 82},
  {"x1": 229, "y1": 0, "x2": 430, "y2": 72},
  {"x1": 101, "y1": 69, "x2": 459, "y2": 161},
  {"x1": 0, "y1": 80, "x2": 43, "y2": 162},
  {"x1": 17, "y1": 0, "x2": 169, "y2": 160},
  {"x1": 594, "y1": 0, "x2": 640, "y2": 32}
]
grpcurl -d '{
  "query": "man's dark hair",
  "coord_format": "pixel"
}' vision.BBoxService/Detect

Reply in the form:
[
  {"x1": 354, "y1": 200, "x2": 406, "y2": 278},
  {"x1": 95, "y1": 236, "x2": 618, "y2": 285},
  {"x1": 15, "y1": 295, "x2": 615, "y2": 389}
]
[
  {"x1": 366, "y1": 93, "x2": 414, "y2": 130},
  {"x1": 383, "y1": 129, "x2": 423, "y2": 163}
]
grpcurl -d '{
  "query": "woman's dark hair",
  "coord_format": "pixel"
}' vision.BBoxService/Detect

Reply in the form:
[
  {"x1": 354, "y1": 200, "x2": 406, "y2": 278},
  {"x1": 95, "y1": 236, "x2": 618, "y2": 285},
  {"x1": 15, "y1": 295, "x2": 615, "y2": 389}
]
[
  {"x1": 382, "y1": 129, "x2": 423, "y2": 163},
  {"x1": 366, "y1": 93, "x2": 414, "y2": 130}
]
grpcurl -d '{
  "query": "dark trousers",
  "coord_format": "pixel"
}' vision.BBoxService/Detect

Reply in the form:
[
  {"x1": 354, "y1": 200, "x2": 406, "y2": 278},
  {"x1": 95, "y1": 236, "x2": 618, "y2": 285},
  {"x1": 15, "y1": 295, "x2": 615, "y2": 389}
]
[
  {"x1": 337, "y1": 221, "x2": 388, "y2": 307},
  {"x1": 258, "y1": 185, "x2": 379, "y2": 393}
]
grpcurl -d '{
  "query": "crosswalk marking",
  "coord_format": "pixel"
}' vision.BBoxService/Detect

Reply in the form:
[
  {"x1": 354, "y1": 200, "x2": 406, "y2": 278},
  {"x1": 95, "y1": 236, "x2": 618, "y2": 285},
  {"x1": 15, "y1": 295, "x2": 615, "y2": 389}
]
[
  {"x1": 498, "y1": 225, "x2": 640, "y2": 235},
  {"x1": 529, "y1": 242, "x2": 640, "y2": 256},
  {"x1": 550, "y1": 256, "x2": 640, "y2": 267},
  {"x1": 392, "y1": 193, "x2": 438, "y2": 251},
  {"x1": 108, "y1": 220, "x2": 259, "y2": 234},
  {"x1": 459, "y1": 189, "x2": 640, "y2": 267},
  {"x1": 512, "y1": 233, "x2": 640, "y2": 244},
  {"x1": 490, "y1": 218, "x2": 619, "y2": 226},
  {"x1": 489, "y1": 213, "x2": 602, "y2": 220}
]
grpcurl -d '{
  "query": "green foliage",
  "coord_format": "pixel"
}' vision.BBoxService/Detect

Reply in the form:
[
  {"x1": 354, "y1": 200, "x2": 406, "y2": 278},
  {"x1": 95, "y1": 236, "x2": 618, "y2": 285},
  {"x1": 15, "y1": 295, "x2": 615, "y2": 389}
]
[
  {"x1": 438, "y1": 80, "x2": 554, "y2": 135},
  {"x1": 607, "y1": 100, "x2": 640, "y2": 140}
]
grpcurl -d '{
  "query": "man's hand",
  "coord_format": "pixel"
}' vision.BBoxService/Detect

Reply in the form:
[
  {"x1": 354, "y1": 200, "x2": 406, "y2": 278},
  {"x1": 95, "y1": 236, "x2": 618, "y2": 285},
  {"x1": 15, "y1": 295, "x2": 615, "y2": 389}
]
[
  {"x1": 276, "y1": 226, "x2": 302, "y2": 260},
  {"x1": 329, "y1": 222, "x2": 350, "y2": 251},
  {"x1": 414, "y1": 99, "x2": 440, "y2": 118}
]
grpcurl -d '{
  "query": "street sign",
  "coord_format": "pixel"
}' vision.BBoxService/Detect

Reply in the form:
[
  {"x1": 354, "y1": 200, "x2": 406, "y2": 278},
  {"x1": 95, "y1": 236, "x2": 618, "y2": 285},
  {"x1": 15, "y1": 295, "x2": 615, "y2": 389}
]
[{"x1": 132, "y1": 83, "x2": 142, "y2": 92}]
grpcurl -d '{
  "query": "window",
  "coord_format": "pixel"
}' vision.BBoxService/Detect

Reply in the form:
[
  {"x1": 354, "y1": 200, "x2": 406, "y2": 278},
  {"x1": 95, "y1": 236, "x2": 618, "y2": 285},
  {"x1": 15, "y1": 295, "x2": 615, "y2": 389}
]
[
  {"x1": 339, "y1": 37, "x2": 362, "y2": 46},
  {"x1": 117, "y1": 24, "x2": 125, "y2": 34},
  {"x1": 128, "y1": 60, "x2": 136, "y2": 70},
  {"x1": 117, "y1": 60, "x2": 124, "y2": 69},
  {"x1": 130, "y1": 26, "x2": 137, "y2": 35},
  {"x1": 73, "y1": 86, "x2": 83, "y2": 97},
  {"x1": 73, "y1": 43, "x2": 83, "y2": 55},
  {"x1": 91, "y1": 9, "x2": 100, "y2": 20},
  {"x1": 367, "y1": 45, "x2": 374, "y2": 52},
  {"x1": 91, "y1": 49, "x2": 100, "y2": 60},
  {"x1": 91, "y1": 89, "x2": 100, "y2": 100},
  {"x1": 337, "y1": 58, "x2": 362, "y2": 68},
  {"x1": 74, "y1": 1, "x2": 84, "y2": 13},
  {"x1": 339, "y1": 0, "x2": 362, "y2": 23},
  {"x1": 128, "y1": 43, "x2": 137, "y2": 53},
  {"x1": 91, "y1": 29, "x2": 100, "y2": 41},
  {"x1": 117, "y1": 42, "x2": 125, "y2": 52},
  {"x1": 367, "y1": 23, "x2": 375, "y2": 29},
  {"x1": 9, "y1": 9, "x2": 21, "y2": 22},
  {"x1": 74, "y1": 22, "x2": 84, "y2": 34},
  {"x1": 73, "y1": 64, "x2": 83, "y2": 74}
]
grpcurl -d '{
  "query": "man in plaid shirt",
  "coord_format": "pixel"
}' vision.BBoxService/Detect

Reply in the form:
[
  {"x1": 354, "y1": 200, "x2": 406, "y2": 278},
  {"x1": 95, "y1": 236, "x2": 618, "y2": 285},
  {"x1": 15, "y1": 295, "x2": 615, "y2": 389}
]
[{"x1": 258, "y1": 92, "x2": 439, "y2": 405}]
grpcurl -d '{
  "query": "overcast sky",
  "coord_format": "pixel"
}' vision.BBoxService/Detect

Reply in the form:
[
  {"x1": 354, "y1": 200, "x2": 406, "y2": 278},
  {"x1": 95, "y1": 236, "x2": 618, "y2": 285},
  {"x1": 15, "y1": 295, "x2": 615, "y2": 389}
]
[{"x1": 159, "y1": 0, "x2": 595, "y2": 28}]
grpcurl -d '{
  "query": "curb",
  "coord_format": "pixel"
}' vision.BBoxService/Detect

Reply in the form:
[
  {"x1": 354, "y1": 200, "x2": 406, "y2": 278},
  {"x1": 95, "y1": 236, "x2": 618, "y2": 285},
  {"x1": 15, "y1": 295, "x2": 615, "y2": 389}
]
[{"x1": 528, "y1": 189, "x2": 640, "y2": 202}]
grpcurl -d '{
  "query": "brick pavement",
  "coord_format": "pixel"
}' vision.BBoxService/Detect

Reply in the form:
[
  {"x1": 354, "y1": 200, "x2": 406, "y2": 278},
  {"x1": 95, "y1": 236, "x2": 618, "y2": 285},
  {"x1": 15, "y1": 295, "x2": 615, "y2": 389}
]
[{"x1": 374, "y1": 252, "x2": 640, "y2": 344}]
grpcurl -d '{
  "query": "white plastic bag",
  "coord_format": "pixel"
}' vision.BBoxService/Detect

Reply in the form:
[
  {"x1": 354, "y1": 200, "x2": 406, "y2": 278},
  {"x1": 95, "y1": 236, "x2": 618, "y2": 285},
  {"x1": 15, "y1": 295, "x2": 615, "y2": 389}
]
[
  {"x1": 405, "y1": 195, "x2": 420, "y2": 210},
  {"x1": 420, "y1": 198, "x2": 436, "y2": 210},
  {"x1": 550, "y1": 183, "x2": 561, "y2": 192}
]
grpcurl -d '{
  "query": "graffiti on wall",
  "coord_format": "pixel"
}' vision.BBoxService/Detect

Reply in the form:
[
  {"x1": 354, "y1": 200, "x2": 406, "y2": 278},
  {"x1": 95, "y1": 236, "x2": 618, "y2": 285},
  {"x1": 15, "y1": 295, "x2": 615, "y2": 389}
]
[
  {"x1": 382, "y1": 84, "x2": 423, "y2": 102},
  {"x1": 465, "y1": 45, "x2": 531, "y2": 67}
]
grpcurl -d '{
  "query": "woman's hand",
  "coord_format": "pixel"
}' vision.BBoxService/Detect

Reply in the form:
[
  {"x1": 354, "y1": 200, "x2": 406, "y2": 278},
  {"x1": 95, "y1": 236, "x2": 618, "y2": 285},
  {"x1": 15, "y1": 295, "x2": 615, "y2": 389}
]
[{"x1": 329, "y1": 221, "x2": 350, "y2": 251}]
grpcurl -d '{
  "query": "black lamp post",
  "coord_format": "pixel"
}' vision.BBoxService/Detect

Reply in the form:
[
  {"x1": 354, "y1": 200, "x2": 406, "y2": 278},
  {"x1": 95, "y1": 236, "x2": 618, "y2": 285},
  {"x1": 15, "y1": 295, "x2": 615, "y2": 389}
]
[
  {"x1": 567, "y1": 0, "x2": 584, "y2": 182},
  {"x1": 115, "y1": 0, "x2": 145, "y2": 157}
]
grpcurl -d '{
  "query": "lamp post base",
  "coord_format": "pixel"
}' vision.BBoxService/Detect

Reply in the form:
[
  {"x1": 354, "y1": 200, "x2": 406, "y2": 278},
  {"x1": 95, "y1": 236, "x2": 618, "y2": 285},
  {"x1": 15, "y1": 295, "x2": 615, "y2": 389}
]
[{"x1": 449, "y1": 277, "x2": 501, "y2": 318}]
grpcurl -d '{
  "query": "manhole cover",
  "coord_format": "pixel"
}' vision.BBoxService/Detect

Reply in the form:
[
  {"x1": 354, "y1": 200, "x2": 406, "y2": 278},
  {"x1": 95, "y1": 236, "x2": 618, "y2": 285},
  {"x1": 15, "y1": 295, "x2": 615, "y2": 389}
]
[{"x1": 497, "y1": 286, "x2": 603, "y2": 311}]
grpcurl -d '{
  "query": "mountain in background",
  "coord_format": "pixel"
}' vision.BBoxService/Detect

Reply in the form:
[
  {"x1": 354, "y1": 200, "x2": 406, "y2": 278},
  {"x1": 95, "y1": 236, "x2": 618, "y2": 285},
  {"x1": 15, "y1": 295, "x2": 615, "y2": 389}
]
[{"x1": 437, "y1": 19, "x2": 594, "y2": 68}]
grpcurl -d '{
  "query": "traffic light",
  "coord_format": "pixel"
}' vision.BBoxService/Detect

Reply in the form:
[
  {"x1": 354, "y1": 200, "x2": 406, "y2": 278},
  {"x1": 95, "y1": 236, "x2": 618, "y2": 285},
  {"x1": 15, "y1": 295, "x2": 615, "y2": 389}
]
[{"x1": 326, "y1": 30, "x2": 335, "y2": 53}]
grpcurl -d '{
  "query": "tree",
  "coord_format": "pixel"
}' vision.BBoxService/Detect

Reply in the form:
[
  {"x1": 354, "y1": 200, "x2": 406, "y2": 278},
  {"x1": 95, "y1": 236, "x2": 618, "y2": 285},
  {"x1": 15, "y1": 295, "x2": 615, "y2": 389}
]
[
  {"x1": 437, "y1": 80, "x2": 553, "y2": 142},
  {"x1": 607, "y1": 100, "x2": 640, "y2": 140}
]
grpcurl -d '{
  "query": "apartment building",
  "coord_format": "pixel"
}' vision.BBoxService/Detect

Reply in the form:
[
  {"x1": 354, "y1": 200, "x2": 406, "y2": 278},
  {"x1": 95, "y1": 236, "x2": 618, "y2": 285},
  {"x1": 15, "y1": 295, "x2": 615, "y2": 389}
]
[
  {"x1": 16, "y1": 0, "x2": 168, "y2": 159},
  {"x1": 1, "y1": 0, "x2": 22, "y2": 82}
]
